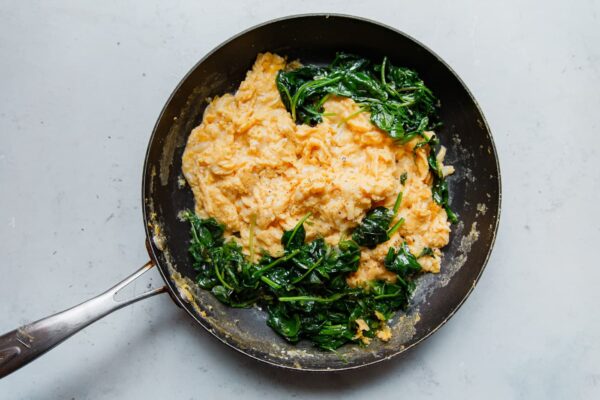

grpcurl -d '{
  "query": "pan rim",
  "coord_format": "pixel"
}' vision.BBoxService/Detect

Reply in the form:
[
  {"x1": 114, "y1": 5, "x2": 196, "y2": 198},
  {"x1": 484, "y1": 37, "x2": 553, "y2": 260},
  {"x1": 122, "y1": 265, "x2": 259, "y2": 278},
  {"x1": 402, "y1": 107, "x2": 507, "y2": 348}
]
[{"x1": 141, "y1": 12, "x2": 502, "y2": 372}]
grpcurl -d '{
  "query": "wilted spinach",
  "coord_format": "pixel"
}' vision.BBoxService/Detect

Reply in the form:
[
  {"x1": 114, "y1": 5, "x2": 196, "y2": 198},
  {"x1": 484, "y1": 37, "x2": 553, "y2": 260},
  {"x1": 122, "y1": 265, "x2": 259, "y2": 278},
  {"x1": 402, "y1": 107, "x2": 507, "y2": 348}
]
[
  {"x1": 352, "y1": 192, "x2": 404, "y2": 248},
  {"x1": 277, "y1": 53, "x2": 437, "y2": 142},
  {"x1": 424, "y1": 134, "x2": 458, "y2": 223},
  {"x1": 184, "y1": 211, "x2": 424, "y2": 351}
]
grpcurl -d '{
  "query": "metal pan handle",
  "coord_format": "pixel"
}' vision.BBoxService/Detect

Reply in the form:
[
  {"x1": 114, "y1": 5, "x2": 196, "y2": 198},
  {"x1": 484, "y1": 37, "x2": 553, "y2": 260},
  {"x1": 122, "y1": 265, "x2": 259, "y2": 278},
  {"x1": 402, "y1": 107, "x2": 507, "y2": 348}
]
[{"x1": 0, "y1": 261, "x2": 167, "y2": 379}]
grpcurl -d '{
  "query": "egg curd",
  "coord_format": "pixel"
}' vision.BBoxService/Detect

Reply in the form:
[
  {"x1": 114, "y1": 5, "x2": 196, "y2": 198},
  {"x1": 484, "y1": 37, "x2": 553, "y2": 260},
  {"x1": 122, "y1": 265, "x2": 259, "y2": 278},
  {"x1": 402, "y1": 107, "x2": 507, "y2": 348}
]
[{"x1": 182, "y1": 53, "x2": 452, "y2": 287}]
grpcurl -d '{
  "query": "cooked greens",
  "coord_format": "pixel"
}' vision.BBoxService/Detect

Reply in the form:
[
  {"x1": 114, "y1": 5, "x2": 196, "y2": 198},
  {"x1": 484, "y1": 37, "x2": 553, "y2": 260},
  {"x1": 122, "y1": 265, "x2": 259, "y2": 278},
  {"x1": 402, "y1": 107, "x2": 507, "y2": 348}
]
[
  {"x1": 276, "y1": 53, "x2": 437, "y2": 142},
  {"x1": 184, "y1": 210, "x2": 424, "y2": 350},
  {"x1": 384, "y1": 242, "x2": 422, "y2": 277},
  {"x1": 276, "y1": 53, "x2": 457, "y2": 222},
  {"x1": 352, "y1": 192, "x2": 404, "y2": 248},
  {"x1": 400, "y1": 172, "x2": 408, "y2": 185}
]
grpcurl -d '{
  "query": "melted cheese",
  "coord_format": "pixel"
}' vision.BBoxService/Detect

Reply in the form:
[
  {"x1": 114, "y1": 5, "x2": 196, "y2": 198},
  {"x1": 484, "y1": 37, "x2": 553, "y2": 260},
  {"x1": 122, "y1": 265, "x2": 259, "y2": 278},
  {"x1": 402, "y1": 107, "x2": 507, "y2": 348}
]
[{"x1": 182, "y1": 53, "x2": 451, "y2": 285}]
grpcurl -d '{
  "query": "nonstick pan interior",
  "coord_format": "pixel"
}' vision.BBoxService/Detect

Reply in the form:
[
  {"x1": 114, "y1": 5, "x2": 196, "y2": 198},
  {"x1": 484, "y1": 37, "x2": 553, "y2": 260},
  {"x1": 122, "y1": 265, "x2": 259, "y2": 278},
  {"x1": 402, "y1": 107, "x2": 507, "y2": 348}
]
[{"x1": 142, "y1": 14, "x2": 500, "y2": 371}]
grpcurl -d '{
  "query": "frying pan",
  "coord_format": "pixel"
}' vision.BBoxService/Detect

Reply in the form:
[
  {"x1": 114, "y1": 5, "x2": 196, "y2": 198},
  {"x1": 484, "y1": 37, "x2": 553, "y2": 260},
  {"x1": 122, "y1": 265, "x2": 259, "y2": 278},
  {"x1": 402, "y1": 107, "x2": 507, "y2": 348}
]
[{"x1": 0, "y1": 14, "x2": 500, "y2": 377}]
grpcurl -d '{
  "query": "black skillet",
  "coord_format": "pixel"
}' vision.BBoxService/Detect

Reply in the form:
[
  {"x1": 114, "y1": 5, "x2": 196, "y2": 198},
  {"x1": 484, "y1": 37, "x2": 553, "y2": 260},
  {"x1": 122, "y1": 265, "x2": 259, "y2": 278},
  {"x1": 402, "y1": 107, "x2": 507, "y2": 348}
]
[{"x1": 0, "y1": 14, "x2": 500, "y2": 377}]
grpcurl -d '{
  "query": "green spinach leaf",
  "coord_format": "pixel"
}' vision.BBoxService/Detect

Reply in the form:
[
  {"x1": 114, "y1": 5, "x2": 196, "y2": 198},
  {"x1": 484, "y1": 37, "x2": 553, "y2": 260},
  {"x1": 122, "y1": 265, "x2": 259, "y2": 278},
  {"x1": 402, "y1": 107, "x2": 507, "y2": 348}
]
[{"x1": 184, "y1": 211, "x2": 425, "y2": 351}]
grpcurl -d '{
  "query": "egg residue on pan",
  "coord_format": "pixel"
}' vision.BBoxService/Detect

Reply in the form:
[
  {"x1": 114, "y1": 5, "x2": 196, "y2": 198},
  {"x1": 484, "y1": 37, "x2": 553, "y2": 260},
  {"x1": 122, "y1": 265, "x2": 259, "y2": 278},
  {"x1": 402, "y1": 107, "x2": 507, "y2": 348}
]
[{"x1": 182, "y1": 53, "x2": 452, "y2": 287}]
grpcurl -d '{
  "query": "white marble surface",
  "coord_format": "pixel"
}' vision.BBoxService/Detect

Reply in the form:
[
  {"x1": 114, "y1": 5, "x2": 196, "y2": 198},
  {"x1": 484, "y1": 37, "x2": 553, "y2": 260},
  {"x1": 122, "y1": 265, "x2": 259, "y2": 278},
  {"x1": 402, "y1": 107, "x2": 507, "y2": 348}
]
[{"x1": 1, "y1": 1, "x2": 599, "y2": 399}]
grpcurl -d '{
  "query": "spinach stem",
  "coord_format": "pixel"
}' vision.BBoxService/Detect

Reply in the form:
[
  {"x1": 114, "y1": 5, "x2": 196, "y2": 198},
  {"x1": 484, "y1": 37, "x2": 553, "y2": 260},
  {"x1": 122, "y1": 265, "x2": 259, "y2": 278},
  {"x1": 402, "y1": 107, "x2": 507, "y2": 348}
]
[
  {"x1": 337, "y1": 106, "x2": 368, "y2": 127},
  {"x1": 214, "y1": 262, "x2": 233, "y2": 290},
  {"x1": 331, "y1": 348, "x2": 349, "y2": 363},
  {"x1": 396, "y1": 274, "x2": 410, "y2": 288},
  {"x1": 291, "y1": 255, "x2": 325, "y2": 284},
  {"x1": 291, "y1": 76, "x2": 342, "y2": 121},
  {"x1": 317, "y1": 93, "x2": 332, "y2": 109},
  {"x1": 260, "y1": 275, "x2": 281, "y2": 290},
  {"x1": 374, "y1": 290, "x2": 403, "y2": 300},
  {"x1": 380, "y1": 56, "x2": 387, "y2": 87},
  {"x1": 280, "y1": 83, "x2": 293, "y2": 110},
  {"x1": 278, "y1": 293, "x2": 346, "y2": 303},
  {"x1": 253, "y1": 249, "x2": 301, "y2": 278},
  {"x1": 380, "y1": 56, "x2": 401, "y2": 99},
  {"x1": 387, "y1": 217, "x2": 405, "y2": 238},
  {"x1": 189, "y1": 216, "x2": 200, "y2": 243},
  {"x1": 392, "y1": 191, "x2": 403, "y2": 217},
  {"x1": 285, "y1": 212, "x2": 312, "y2": 248}
]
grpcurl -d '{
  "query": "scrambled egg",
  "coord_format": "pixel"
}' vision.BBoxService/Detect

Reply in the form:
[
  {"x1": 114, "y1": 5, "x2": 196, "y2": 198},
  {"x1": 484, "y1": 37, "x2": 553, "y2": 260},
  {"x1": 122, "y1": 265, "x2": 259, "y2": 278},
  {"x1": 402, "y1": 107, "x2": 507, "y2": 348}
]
[{"x1": 182, "y1": 53, "x2": 451, "y2": 286}]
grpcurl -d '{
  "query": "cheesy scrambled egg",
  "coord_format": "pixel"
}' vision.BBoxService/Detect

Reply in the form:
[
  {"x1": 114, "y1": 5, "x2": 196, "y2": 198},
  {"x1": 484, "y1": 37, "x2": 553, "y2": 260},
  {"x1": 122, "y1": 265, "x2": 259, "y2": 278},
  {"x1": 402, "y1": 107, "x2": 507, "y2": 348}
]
[{"x1": 182, "y1": 53, "x2": 451, "y2": 286}]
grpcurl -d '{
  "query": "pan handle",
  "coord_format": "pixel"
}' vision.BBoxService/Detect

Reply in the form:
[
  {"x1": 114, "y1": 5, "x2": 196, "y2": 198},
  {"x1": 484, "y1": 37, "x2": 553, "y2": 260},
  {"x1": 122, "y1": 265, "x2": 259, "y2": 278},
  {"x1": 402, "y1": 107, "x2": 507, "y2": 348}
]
[{"x1": 0, "y1": 261, "x2": 167, "y2": 379}]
